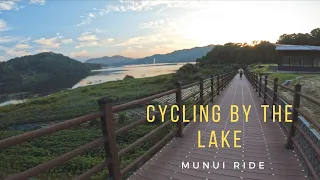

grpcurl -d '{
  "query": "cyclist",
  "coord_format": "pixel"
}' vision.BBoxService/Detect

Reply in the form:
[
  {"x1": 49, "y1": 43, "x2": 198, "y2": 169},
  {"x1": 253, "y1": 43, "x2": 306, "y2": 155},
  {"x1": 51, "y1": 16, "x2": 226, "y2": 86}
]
[{"x1": 238, "y1": 68, "x2": 244, "y2": 79}]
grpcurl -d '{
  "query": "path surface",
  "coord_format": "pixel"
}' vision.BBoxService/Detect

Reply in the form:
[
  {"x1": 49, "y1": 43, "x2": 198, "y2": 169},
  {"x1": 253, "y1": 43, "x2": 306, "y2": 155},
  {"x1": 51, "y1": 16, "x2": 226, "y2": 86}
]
[{"x1": 128, "y1": 75, "x2": 308, "y2": 180}]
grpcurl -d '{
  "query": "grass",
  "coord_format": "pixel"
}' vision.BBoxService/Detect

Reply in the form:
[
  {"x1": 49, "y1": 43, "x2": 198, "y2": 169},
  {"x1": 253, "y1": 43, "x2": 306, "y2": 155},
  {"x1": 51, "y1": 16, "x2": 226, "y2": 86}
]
[
  {"x1": 261, "y1": 71, "x2": 320, "y2": 124},
  {"x1": 0, "y1": 74, "x2": 173, "y2": 128},
  {"x1": 250, "y1": 64, "x2": 278, "y2": 74},
  {"x1": 267, "y1": 73, "x2": 311, "y2": 84},
  {"x1": 0, "y1": 73, "x2": 178, "y2": 179}
]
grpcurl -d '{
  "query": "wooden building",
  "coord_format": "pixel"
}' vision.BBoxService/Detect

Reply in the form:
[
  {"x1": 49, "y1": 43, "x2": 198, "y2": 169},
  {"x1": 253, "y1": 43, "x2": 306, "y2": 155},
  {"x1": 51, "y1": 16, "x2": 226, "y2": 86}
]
[{"x1": 276, "y1": 44, "x2": 320, "y2": 72}]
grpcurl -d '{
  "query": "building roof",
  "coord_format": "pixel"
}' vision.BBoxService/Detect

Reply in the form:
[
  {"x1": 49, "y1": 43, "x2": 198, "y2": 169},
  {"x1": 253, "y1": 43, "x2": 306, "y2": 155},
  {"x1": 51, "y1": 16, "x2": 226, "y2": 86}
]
[{"x1": 275, "y1": 44, "x2": 320, "y2": 51}]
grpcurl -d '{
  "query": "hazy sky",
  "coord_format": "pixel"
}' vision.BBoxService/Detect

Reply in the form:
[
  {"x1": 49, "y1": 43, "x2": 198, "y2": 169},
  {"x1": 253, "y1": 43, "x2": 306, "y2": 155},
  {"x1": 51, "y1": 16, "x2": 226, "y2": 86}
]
[{"x1": 0, "y1": 0, "x2": 320, "y2": 61}]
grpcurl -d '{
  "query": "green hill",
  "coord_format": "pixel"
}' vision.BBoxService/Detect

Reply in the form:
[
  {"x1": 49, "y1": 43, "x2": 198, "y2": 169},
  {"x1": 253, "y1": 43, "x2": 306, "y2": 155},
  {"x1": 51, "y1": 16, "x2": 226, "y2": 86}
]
[{"x1": 0, "y1": 52, "x2": 91, "y2": 95}]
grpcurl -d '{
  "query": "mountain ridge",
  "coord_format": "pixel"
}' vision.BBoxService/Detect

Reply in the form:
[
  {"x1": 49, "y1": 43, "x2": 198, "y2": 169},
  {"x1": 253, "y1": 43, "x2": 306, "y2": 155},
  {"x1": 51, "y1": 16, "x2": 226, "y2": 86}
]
[{"x1": 85, "y1": 45, "x2": 215, "y2": 66}]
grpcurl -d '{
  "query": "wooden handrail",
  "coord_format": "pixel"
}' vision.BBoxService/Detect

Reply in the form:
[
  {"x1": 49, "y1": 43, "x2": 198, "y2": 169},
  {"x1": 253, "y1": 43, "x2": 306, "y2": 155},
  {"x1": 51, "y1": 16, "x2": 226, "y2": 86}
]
[
  {"x1": 112, "y1": 89, "x2": 178, "y2": 112},
  {"x1": 118, "y1": 120, "x2": 172, "y2": 157},
  {"x1": 297, "y1": 91, "x2": 320, "y2": 106},
  {"x1": 277, "y1": 83, "x2": 294, "y2": 92},
  {"x1": 74, "y1": 160, "x2": 110, "y2": 180},
  {"x1": 0, "y1": 112, "x2": 101, "y2": 149},
  {"x1": 246, "y1": 71, "x2": 320, "y2": 180},
  {"x1": 120, "y1": 128, "x2": 177, "y2": 176},
  {"x1": 296, "y1": 108, "x2": 320, "y2": 131},
  {"x1": 182, "y1": 90, "x2": 200, "y2": 102},
  {"x1": 1, "y1": 71, "x2": 236, "y2": 180},
  {"x1": 181, "y1": 81, "x2": 200, "y2": 89},
  {"x1": 5, "y1": 138, "x2": 105, "y2": 180}
]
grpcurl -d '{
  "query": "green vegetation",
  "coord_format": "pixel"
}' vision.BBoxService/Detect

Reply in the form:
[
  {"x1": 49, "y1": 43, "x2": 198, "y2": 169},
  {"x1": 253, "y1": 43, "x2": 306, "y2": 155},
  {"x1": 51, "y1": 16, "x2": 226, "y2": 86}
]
[
  {"x1": 277, "y1": 28, "x2": 320, "y2": 45},
  {"x1": 250, "y1": 64, "x2": 278, "y2": 74},
  {"x1": 0, "y1": 74, "x2": 173, "y2": 128},
  {"x1": 196, "y1": 28, "x2": 320, "y2": 67},
  {"x1": 0, "y1": 52, "x2": 93, "y2": 96},
  {"x1": 0, "y1": 73, "x2": 177, "y2": 179},
  {"x1": 83, "y1": 63, "x2": 103, "y2": 70},
  {"x1": 0, "y1": 124, "x2": 172, "y2": 179},
  {"x1": 196, "y1": 41, "x2": 278, "y2": 66}
]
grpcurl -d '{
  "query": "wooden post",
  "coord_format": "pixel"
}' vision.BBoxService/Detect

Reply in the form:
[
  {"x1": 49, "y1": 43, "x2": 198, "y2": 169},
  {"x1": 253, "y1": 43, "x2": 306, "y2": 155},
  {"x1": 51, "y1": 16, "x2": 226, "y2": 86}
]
[
  {"x1": 175, "y1": 81, "x2": 183, "y2": 137},
  {"x1": 210, "y1": 75, "x2": 214, "y2": 102},
  {"x1": 263, "y1": 75, "x2": 268, "y2": 105},
  {"x1": 200, "y1": 77, "x2": 204, "y2": 105},
  {"x1": 255, "y1": 73, "x2": 258, "y2": 92},
  {"x1": 286, "y1": 84, "x2": 301, "y2": 149},
  {"x1": 98, "y1": 97, "x2": 121, "y2": 180},
  {"x1": 217, "y1": 74, "x2": 220, "y2": 95},
  {"x1": 271, "y1": 78, "x2": 278, "y2": 119},
  {"x1": 259, "y1": 74, "x2": 262, "y2": 97}
]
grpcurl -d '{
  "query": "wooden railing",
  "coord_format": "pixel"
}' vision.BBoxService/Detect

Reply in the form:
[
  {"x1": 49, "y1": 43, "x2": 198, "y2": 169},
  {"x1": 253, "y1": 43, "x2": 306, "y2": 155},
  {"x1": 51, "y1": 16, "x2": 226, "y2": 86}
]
[
  {"x1": 245, "y1": 71, "x2": 320, "y2": 180},
  {"x1": 0, "y1": 72, "x2": 236, "y2": 180}
]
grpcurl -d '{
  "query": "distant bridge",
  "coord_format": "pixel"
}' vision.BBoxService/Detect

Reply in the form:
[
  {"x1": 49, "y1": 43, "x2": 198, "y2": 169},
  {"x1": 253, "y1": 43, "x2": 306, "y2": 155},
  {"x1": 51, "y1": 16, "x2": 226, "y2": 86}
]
[{"x1": 0, "y1": 71, "x2": 319, "y2": 180}]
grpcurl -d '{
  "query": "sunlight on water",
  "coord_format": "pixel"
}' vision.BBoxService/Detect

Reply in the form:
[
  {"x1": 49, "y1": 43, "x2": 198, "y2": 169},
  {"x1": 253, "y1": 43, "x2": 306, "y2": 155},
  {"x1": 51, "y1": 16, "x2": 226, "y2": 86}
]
[
  {"x1": 0, "y1": 99, "x2": 26, "y2": 107},
  {"x1": 72, "y1": 62, "x2": 195, "y2": 89}
]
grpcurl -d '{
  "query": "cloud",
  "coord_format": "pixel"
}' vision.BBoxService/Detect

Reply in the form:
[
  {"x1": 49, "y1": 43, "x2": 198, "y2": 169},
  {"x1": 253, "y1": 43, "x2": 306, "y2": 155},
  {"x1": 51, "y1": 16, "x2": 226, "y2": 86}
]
[
  {"x1": 75, "y1": 38, "x2": 114, "y2": 48},
  {"x1": 0, "y1": 56, "x2": 5, "y2": 61},
  {"x1": 98, "y1": 1, "x2": 170, "y2": 15},
  {"x1": 88, "y1": 12, "x2": 95, "y2": 18},
  {"x1": 29, "y1": 0, "x2": 45, "y2": 5},
  {"x1": 34, "y1": 37, "x2": 60, "y2": 48},
  {"x1": 0, "y1": 0, "x2": 43, "y2": 13},
  {"x1": 0, "y1": 0, "x2": 18, "y2": 11},
  {"x1": 19, "y1": 37, "x2": 31, "y2": 43},
  {"x1": 71, "y1": 50, "x2": 89, "y2": 57},
  {"x1": 77, "y1": 34, "x2": 99, "y2": 42},
  {"x1": 15, "y1": 43, "x2": 32, "y2": 49},
  {"x1": 140, "y1": 18, "x2": 173, "y2": 29},
  {"x1": 116, "y1": 34, "x2": 167, "y2": 47},
  {"x1": 0, "y1": 19, "x2": 10, "y2": 31},
  {"x1": 98, "y1": 1, "x2": 206, "y2": 16},
  {"x1": 0, "y1": 36, "x2": 18, "y2": 43},
  {"x1": 36, "y1": 49, "x2": 51, "y2": 53},
  {"x1": 61, "y1": 39, "x2": 73, "y2": 44},
  {"x1": 75, "y1": 32, "x2": 114, "y2": 48},
  {"x1": 77, "y1": 12, "x2": 96, "y2": 26},
  {"x1": 6, "y1": 48, "x2": 31, "y2": 57}
]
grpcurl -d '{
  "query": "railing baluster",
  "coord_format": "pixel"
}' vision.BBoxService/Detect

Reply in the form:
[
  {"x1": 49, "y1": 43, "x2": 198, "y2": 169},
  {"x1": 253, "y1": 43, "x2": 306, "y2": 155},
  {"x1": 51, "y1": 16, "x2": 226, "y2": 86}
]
[
  {"x1": 271, "y1": 78, "x2": 278, "y2": 119},
  {"x1": 217, "y1": 74, "x2": 220, "y2": 95},
  {"x1": 200, "y1": 77, "x2": 204, "y2": 104},
  {"x1": 263, "y1": 75, "x2": 268, "y2": 105},
  {"x1": 175, "y1": 81, "x2": 183, "y2": 137},
  {"x1": 286, "y1": 84, "x2": 302, "y2": 149},
  {"x1": 259, "y1": 74, "x2": 262, "y2": 97},
  {"x1": 98, "y1": 97, "x2": 121, "y2": 180},
  {"x1": 211, "y1": 75, "x2": 214, "y2": 102},
  {"x1": 221, "y1": 74, "x2": 224, "y2": 90}
]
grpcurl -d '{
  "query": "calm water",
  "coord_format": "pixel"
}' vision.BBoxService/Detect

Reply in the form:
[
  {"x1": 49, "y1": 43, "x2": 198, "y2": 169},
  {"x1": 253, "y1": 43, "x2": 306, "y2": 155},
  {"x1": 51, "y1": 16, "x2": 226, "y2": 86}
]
[
  {"x1": 0, "y1": 62, "x2": 194, "y2": 106},
  {"x1": 72, "y1": 62, "x2": 194, "y2": 89}
]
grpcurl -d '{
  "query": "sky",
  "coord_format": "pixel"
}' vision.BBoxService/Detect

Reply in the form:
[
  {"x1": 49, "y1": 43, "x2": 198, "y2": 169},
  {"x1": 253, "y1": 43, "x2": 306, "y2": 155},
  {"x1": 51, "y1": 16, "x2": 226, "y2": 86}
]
[{"x1": 0, "y1": 0, "x2": 320, "y2": 62}]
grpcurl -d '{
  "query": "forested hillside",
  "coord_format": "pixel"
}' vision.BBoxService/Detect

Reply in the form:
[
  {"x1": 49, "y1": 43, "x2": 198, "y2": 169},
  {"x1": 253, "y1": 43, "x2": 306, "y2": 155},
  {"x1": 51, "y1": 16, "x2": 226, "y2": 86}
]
[
  {"x1": 0, "y1": 52, "x2": 91, "y2": 95},
  {"x1": 196, "y1": 28, "x2": 320, "y2": 67},
  {"x1": 85, "y1": 45, "x2": 214, "y2": 66}
]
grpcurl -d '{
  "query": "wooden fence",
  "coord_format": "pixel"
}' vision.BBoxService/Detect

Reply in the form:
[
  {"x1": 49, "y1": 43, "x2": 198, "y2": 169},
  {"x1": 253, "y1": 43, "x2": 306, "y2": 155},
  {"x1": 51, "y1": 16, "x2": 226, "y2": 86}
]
[
  {"x1": 0, "y1": 72, "x2": 235, "y2": 180},
  {"x1": 245, "y1": 71, "x2": 320, "y2": 180}
]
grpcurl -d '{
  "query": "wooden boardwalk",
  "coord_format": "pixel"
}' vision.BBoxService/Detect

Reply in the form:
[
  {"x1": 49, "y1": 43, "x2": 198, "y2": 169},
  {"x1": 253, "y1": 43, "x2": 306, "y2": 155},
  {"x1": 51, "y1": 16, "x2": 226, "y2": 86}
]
[{"x1": 128, "y1": 75, "x2": 308, "y2": 180}]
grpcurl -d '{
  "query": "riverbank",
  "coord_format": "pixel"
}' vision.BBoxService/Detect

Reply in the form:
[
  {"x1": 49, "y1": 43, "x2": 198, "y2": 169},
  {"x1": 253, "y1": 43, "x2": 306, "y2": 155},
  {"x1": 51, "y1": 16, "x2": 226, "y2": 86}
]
[{"x1": 0, "y1": 74, "x2": 175, "y2": 129}]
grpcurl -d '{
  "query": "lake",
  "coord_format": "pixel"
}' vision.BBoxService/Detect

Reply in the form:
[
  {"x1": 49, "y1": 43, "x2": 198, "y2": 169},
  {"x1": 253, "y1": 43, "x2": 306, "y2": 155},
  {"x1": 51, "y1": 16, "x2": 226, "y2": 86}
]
[
  {"x1": 0, "y1": 62, "x2": 194, "y2": 106},
  {"x1": 72, "y1": 62, "x2": 194, "y2": 89}
]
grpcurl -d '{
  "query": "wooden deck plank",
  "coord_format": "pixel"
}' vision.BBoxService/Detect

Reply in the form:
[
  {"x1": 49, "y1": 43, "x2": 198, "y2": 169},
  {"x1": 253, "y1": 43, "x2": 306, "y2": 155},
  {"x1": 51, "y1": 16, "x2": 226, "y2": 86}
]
[{"x1": 127, "y1": 75, "x2": 308, "y2": 180}]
